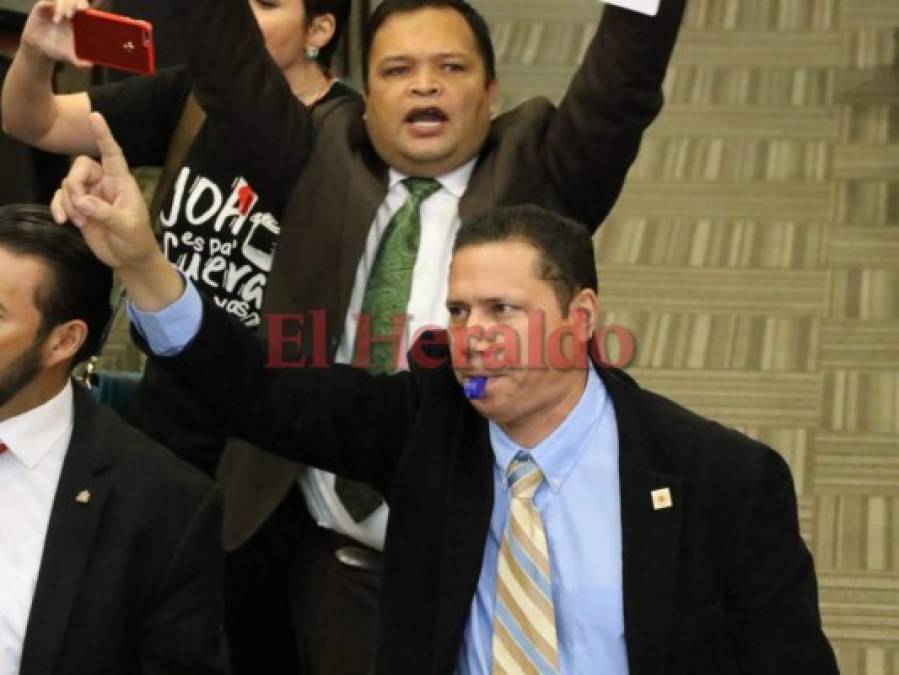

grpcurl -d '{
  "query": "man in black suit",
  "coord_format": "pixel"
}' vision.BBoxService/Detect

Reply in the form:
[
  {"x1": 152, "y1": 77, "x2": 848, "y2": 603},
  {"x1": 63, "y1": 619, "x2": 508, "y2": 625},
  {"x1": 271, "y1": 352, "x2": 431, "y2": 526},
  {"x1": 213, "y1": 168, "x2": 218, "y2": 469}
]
[
  {"x1": 0, "y1": 204, "x2": 228, "y2": 675},
  {"x1": 56, "y1": 127, "x2": 839, "y2": 672}
]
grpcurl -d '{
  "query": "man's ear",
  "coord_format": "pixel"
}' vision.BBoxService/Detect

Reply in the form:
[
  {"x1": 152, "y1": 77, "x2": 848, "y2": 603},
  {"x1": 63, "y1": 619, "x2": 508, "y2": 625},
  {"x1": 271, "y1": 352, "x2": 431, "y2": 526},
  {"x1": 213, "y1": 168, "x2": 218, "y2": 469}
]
[
  {"x1": 41, "y1": 320, "x2": 89, "y2": 370},
  {"x1": 305, "y1": 13, "x2": 337, "y2": 51},
  {"x1": 568, "y1": 288, "x2": 598, "y2": 342}
]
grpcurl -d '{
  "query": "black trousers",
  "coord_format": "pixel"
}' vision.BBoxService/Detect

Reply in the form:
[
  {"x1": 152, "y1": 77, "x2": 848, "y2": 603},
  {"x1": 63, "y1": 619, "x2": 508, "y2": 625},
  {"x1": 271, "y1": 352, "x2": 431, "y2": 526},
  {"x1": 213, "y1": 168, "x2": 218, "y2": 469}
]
[{"x1": 224, "y1": 486, "x2": 381, "y2": 675}]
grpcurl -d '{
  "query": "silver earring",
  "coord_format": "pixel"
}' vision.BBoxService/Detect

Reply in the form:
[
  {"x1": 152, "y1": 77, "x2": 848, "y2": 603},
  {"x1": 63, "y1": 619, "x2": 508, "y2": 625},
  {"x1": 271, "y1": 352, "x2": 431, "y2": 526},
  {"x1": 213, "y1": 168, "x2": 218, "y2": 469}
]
[{"x1": 305, "y1": 46, "x2": 319, "y2": 60}]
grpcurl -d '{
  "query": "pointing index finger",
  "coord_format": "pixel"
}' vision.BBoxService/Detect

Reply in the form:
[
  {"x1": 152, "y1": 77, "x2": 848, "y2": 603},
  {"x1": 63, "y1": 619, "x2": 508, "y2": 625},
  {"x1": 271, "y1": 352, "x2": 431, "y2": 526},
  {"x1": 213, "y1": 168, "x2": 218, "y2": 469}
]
[{"x1": 88, "y1": 112, "x2": 132, "y2": 178}]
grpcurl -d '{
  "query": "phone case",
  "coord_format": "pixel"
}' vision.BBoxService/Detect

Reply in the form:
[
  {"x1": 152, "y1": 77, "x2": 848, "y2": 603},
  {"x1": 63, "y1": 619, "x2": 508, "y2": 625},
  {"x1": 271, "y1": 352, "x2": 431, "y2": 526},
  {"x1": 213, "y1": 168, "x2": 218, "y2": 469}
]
[{"x1": 72, "y1": 8, "x2": 155, "y2": 75}]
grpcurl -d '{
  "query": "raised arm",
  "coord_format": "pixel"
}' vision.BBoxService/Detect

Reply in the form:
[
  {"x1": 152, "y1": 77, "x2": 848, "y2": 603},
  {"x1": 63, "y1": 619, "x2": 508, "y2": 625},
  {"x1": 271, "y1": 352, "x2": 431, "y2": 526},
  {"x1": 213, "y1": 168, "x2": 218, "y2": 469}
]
[
  {"x1": 543, "y1": 0, "x2": 687, "y2": 230},
  {"x1": 140, "y1": 292, "x2": 417, "y2": 495},
  {"x1": 1, "y1": 0, "x2": 97, "y2": 155},
  {"x1": 53, "y1": 114, "x2": 415, "y2": 493},
  {"x1": 155, "y1": 0, "x2": 324, "y2": 203}
]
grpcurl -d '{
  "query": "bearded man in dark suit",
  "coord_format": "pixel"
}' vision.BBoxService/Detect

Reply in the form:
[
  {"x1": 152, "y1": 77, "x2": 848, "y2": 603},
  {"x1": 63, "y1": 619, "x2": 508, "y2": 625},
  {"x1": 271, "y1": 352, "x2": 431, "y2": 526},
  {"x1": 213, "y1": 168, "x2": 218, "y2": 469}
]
[{"x1": 0, "y1": 205, "x2": 227, "y2": 675}]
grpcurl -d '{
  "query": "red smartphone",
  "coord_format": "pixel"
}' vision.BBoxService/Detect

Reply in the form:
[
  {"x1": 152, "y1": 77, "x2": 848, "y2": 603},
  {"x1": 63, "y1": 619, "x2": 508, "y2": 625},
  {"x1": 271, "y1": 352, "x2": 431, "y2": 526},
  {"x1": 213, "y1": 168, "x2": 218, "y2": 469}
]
[{"x1": 72, "y1": 8, "x2": 155, "y2": 75}]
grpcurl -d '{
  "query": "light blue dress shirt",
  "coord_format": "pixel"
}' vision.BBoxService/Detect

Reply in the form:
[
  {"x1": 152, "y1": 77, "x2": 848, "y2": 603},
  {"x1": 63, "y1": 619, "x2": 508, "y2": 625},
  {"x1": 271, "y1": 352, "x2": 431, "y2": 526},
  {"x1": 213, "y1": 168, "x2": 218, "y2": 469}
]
[
  {"x1": 126, "y1": 276, "x2": 203, "y2": 354},
  {"x1": 131, "y1": 282, "x2": 628, "y2": 675},
  {"x1": 457, "y1": 368, "x2": 628, "y2": 675}
]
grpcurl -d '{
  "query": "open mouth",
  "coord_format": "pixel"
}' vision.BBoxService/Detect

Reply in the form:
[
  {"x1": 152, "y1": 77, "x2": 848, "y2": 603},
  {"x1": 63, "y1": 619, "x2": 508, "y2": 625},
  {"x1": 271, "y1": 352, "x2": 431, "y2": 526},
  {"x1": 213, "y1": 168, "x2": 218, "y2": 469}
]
[{"x1": 404, "y1": 107, "x2": 449, "y2": 134}]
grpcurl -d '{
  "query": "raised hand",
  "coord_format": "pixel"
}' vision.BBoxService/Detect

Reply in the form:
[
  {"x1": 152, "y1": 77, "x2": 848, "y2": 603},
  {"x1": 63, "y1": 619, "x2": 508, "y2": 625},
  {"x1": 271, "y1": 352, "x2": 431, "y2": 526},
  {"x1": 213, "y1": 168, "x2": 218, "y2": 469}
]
[
  {"x1": 21, "y1": 0, "x2": 93, "y2": 68},
  {"x1": 52, "y1": 112, "x2": 186, "y2": 310},
  {"x1": 51, "y1": 112, "x2": 160, "y2": 269}
]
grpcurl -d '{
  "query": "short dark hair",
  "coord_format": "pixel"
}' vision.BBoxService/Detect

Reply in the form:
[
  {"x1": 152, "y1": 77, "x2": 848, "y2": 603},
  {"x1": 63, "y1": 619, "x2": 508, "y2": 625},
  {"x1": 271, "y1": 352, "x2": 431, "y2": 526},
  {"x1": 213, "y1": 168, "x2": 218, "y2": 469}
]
[
  {"x1": 0, "y1": 204, "x2": 112, "y2": 367},
  {"x1": 454, "y1": 205, "x2": 598, "y2": 311},
  {"x1": 304, "y1": 0, "x2": 352, "y2": 68},
  {"x1": 362, "y1": 0, "x2": 496, "y2": 84}
]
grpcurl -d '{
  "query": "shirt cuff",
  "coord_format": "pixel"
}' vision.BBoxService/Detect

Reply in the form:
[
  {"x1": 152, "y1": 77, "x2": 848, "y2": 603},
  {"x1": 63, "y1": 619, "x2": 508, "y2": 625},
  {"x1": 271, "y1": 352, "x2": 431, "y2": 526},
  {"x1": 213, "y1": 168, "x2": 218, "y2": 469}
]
[{"x1": 127, "y1": 273, "x2": 203, "y2": 356}]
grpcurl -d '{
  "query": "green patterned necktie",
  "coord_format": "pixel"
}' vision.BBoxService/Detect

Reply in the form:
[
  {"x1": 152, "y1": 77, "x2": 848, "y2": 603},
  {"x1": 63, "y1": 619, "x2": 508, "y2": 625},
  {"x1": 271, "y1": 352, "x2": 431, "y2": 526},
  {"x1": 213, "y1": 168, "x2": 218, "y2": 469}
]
[{"x1": 336, "y1": 177, "x2": 442, "y2": 522}]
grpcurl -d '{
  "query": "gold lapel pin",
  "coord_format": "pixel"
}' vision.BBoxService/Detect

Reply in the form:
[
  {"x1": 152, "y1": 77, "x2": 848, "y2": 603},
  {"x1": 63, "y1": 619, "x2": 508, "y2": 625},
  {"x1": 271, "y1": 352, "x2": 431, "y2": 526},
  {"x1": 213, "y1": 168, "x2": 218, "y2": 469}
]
[
  {"x1": 651, "y1": 487, "x2": 672, "y2": 510},
  {"x1": 75, "y1": 490, "x2": 92, "y2": 504}
]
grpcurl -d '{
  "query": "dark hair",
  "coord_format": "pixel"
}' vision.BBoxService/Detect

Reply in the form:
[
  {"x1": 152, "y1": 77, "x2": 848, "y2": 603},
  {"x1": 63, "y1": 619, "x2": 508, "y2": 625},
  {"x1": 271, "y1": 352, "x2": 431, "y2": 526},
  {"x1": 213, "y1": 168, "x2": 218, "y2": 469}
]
[
  {"x1": 454, "y1": 205, "x2": 598, "y2": 311},
  {"x1": 304, "y1": 0, "x2": 352, "y2": 68},
  {"x1": 362, "y1": 0, "x2": 496, "y2": 84},
  {"x1": 0, "y1": 204, "x2": 113, "y2": 367}
]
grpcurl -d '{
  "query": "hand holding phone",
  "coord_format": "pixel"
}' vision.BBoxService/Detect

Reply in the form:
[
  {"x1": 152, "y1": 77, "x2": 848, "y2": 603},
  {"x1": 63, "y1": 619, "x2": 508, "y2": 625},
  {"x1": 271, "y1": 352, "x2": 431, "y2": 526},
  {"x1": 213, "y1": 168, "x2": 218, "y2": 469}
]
[
  {"x1": 20, "y1": 1, "x2": 91, "y2": 67},
  {"x1": 72, "y1": 8, "x2": 155, "y2": 75}
]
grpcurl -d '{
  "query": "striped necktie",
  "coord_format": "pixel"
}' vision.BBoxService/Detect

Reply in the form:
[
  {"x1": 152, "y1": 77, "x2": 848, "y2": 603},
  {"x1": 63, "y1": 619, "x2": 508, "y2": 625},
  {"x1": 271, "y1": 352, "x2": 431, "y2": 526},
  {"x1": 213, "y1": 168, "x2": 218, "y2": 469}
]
[
  {"x1": 492, "y1": 451, "x2": 560, "y2": 674},
  {"x1": 336, "y1": 177, "x2": 442, "y2": 522}
]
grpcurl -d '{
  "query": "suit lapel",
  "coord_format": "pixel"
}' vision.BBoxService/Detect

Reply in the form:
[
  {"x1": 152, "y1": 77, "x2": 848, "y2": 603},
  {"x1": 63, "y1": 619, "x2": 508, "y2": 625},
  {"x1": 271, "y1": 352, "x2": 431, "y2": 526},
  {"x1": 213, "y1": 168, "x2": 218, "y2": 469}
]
[
  {"x1": 433, "y1": 405, "x2": 494, "y2": 667},
  {"x1": 458, "y1": 138, "x2": 496, "y2": 221},
  {"x1": 459, "y1": 165, "x2": 493, "y2": 221},
  {"x1": 20, "y1": 385, "x2": 112, "y2": 675},
  {"x1": 599, "y1": 367, "x2": 682, "y2": 675}
]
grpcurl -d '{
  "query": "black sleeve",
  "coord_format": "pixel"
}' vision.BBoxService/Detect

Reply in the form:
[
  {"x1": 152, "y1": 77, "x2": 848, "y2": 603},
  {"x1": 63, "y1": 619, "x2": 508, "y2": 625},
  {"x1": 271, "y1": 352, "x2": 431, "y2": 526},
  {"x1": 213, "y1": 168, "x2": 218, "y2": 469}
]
[
  {"x1": 543, "y1": 0, "x2": 686, "y2": 231},
  {"x1": 157, "y1": 0, "x2": 317, "y2": 210},
  {"x1": 135, "y1": 296, "x2": 419, "y2": 496},
  {"x1": 126, "y1": 362, "x2": 228, "y2": 478},
  {"x1": 726, "y1": 450, "x2": 839, "y2": 674},
  {"x1": 88, "y1": 66, "x2": 192, "y2": 168}
]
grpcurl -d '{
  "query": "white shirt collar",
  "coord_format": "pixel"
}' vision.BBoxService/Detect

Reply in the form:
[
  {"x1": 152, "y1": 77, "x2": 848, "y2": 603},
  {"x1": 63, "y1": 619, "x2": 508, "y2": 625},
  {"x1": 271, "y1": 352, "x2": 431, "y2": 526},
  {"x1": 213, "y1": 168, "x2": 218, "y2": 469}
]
[
  {"x1": 0, "y1": 381, "x2": 74, "y2": 469},
  {"x1": 387, "y1": 156, "x2": 478, "y2": 199}
]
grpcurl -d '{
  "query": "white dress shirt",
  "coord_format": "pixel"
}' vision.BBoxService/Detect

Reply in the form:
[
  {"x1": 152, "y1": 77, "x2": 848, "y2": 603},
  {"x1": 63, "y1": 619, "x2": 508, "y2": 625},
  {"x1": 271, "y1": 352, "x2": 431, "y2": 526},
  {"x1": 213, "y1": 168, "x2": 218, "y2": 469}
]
[
  {"x1": 298, "y1": 158, "x2": 477, "y2": 550},
  {"x1": 0, "y1": 382, "x2": 75, "y2": 674}
]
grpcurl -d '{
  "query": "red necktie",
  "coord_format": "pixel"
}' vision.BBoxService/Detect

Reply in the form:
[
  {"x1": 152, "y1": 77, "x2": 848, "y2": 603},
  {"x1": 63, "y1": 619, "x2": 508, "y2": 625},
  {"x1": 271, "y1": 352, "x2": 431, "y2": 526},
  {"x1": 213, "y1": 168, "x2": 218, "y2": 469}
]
[{"x1": 0, "y1": 443, "x2": 8, "y2": 454}]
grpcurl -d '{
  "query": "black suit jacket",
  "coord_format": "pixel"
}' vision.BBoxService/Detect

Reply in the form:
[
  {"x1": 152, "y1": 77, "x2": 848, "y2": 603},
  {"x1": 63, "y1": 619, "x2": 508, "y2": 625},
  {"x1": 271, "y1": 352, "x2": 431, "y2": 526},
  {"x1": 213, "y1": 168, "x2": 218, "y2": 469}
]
[
  {"x1": 19, "y1": 384, "x2": 229, "y2": 675},
  {"x1": 141, "y1": 300, "x2": 839, "y2": 675},
  {"x1": 140, "y1": 0, "x2": 688, "y2": 548}
]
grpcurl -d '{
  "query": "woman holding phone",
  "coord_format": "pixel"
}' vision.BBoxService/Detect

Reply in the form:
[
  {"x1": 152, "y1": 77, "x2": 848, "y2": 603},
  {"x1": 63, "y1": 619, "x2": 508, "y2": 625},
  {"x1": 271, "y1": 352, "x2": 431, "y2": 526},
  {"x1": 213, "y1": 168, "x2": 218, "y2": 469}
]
[
  {"x1": 2, "y1": 0, "x2": 355, "y2": 305},
  {"x1": 1, "y1": 0, "x2": 359, "y2": 673}
]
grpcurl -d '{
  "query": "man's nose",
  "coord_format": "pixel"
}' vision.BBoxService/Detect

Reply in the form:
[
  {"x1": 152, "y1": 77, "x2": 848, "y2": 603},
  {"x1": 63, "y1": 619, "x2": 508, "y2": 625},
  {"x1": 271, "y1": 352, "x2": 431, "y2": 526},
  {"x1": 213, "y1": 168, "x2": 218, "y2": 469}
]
[
  {"x1": 411, "y1": 67, "x2": 441, "y2": 96},
  {"x1": 464, "y1": 313, "x2": 496, "y2": 351}
]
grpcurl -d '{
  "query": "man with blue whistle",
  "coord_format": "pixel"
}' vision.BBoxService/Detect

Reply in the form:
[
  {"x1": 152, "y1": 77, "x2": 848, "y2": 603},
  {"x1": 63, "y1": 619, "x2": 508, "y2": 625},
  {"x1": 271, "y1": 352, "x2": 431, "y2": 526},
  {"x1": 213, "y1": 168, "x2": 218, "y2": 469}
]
[{"x1": 54, "y1": 118, "x2": 838, "y2": 675}]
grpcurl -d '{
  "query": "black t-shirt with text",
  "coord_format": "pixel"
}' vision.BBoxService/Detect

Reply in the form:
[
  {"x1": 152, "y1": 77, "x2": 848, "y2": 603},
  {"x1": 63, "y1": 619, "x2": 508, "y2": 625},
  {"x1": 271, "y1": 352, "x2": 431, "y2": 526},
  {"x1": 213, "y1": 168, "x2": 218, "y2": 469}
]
[
  {"x1": 88, "y1": 66, "x2": 358, "y2": 473},
  {"x1": 90, "y1": 66, "x2": 354, "y2": 327}
]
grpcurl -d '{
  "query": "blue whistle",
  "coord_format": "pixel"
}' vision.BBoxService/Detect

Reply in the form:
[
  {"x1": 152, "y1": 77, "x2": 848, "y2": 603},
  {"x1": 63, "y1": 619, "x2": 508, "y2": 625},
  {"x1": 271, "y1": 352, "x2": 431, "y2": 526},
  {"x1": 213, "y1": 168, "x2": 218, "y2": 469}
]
[{"x1": 463, "y1": 376, "x2": 487, "y2": 400}]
